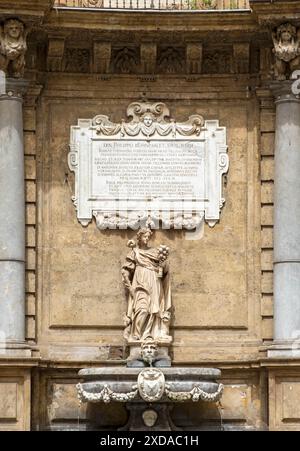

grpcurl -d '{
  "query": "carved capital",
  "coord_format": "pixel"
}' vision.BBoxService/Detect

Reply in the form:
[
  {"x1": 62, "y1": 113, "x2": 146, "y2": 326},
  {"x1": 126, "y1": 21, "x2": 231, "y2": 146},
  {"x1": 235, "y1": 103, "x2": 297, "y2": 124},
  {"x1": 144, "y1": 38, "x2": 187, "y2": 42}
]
[
  {"x1": 270, "y1": 80, "x2": 300, "y2": 104},
  {"x1": 0, "y1": 77, "x2": 29, "y2": 101}
]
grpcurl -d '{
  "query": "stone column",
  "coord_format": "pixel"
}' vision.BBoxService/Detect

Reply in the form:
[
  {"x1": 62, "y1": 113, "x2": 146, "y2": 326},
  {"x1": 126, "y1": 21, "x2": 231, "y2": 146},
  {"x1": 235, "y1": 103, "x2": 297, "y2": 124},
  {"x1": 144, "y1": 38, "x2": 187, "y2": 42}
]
[
  {"x1": 0, "y1": 78, "x2": 28, "y2": 351},
  {"x1": 269, "y1": 81, "x2": 300, "y2": 357}
]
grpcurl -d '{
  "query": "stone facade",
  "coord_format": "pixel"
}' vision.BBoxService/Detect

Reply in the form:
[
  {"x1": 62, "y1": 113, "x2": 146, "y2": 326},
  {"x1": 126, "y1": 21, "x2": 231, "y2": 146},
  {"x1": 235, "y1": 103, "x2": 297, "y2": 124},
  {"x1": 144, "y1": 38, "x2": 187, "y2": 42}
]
[{"x1": 0, "y1": 0, "x2": 300, "y2": 431}]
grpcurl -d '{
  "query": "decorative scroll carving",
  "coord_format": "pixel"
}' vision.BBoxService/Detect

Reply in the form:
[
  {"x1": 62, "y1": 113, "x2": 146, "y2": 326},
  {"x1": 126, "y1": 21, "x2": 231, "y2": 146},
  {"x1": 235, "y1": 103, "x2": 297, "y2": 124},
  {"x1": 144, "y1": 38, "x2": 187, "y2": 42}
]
[
  {"x1": 77, "y1": 383, "x2": 138, "y2": 403},
  {"x1": 292, "y1": 69, "x2": 300, "y2": 97},
  {"x1": 69, "y1": 102, "x2": 228, "y2": 230},
  {"x1": 82, "y1": 0, "x2": 103, "y2": 6},
  {"x1": 0, "y1": 19, "x2": 27, "y2": 78},
  {"x1": 94, "y1": 102, "x2": 203, "y2": 138},
  {"x1": 165, "y1": 383, "x2": 224, "y2": 403},
  {"x1": 272, "y1": 23, "x2": 300, "y2": 80},
  {"x1": 94, "y1": 211, "x2": 204, "y2": 230}
]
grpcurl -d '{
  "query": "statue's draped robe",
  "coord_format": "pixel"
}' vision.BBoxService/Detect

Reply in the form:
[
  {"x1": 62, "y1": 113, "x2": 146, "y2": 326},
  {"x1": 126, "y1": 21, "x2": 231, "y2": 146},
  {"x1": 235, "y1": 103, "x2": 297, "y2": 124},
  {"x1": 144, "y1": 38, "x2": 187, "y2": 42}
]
[{"x1": 122, "y1": 247, "x2": 171, "y2": 341}]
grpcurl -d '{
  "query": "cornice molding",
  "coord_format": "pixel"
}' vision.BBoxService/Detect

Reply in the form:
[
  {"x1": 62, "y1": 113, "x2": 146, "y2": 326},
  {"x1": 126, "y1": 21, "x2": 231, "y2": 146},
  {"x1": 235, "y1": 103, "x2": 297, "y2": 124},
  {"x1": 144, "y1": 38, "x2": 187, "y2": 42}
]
[
  {"x1": 250, "y1": 0, "x2": 300, "y2": 27},
  {"x1": 44, "y1": 8, "x2": 259, "y2": 34},
  {"x1": 0, "y1": 0, "x2": 54, "y2": 25}
]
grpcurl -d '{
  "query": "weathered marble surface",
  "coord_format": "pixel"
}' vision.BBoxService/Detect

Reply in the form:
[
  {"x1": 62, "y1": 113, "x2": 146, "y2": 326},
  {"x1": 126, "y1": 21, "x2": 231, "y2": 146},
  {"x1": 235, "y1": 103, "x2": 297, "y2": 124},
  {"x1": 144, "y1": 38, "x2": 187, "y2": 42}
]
[
  {"x1": 0, "y1": 79, "x2": 27, "y2": 344},
  {"x1": 78, "y1": 366, "x2": 223, "y2": 410},
  {"x1": 269, "y1": 81, "x2": 300, "y2": 357}
]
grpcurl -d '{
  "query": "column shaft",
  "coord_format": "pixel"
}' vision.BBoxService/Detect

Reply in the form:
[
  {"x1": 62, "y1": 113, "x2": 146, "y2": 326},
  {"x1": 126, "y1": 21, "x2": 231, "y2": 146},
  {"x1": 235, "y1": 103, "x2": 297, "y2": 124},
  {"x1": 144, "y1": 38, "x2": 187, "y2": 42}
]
[
  {"x1": 272, "y1": 82, "x2": 300, "y2": 344},
  {"x1": 0, "y1": 83, "x2": 26, "y2": 343}
]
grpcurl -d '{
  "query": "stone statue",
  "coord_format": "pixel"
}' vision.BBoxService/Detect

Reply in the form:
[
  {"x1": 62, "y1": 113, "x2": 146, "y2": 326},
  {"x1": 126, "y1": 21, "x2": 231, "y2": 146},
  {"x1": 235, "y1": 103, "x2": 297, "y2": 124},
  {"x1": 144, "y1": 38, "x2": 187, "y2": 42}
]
[
  {"x1": 0, "y1": 19, "x2": 27, "y2": 78},
  {"x1": 272, "y1": 23, "x2": 300, "y2": 80},
  {"x1": 122, "y1": 228, "x2": 172, "y2": 344}
]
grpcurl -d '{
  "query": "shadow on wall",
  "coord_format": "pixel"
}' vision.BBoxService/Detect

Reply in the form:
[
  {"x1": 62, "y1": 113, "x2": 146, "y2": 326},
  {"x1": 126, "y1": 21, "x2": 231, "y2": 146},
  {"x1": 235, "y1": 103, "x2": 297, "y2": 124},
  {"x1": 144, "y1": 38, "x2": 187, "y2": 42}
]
[{"x1": 85, "y1": 401, "x2": 222, "y2": 430}]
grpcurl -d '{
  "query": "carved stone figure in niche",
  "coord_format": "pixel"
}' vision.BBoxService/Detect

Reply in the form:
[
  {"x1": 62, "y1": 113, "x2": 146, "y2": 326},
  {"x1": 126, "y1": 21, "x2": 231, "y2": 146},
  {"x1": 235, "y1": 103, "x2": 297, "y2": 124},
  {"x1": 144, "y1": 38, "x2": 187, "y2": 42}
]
[
  {"x1": 272, "y1": 23, "x2": 300, "y2": 80},
  {"x1": 202, "y1": 49, "x2": 232, "y2": 74},
  {"x1": 122, "y1": 228, "x2": 172, "y2": 344},
  {"x1": 0, "y1": 19, "x2": 27, "y2": 78},
  {"x1": 65, "y1": 48, "x2": 90, "y2": 73},
  {"x1": 113, "y1": 47, "x2": 138, "y2": 74},
  {"x1": 158, "y1": 47, "x2": 184, "y2": 74}
]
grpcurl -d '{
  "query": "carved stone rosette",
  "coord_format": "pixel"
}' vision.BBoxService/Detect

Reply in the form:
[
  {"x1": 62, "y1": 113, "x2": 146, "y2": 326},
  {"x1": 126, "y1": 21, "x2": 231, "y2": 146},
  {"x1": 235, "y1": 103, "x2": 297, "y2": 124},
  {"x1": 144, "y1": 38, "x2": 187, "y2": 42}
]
[{"x1": 69, "y1": 101, "x2": 228, "y2": 230}]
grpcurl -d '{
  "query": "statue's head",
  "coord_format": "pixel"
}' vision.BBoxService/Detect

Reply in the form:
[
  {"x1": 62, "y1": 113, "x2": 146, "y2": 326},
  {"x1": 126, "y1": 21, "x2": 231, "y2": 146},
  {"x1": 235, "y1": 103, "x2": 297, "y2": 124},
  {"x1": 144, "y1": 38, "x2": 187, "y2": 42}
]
[
  {"x1": 137, "y1": 227, "x2": 153, "y2": 246},
  {"x1": 141, "y1": 338, "x2": 158, "y2": 365},
  {"x1": 277, "y1": 23, "x2": 296, "y2": 43},
  {"x1": 4, "y1": 19, "x2": 24, "y2": 40},
  {"x1": 142, "y1": 112, "x2": 154, "y2": 128}
]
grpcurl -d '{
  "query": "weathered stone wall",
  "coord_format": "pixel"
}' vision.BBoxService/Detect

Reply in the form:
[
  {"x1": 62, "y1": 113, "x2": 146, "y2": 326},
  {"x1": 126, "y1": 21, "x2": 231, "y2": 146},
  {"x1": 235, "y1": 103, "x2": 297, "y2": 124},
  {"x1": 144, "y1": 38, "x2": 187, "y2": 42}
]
[
  {"x1": 1, "y1": 0, "x2": 300, "y2": 432},
  {"x1": 257, "y1": 89, "x2": 275, "y2": 344},
  {"x1": 30, "y1": 70, "x2": 265, "y2": 429}
]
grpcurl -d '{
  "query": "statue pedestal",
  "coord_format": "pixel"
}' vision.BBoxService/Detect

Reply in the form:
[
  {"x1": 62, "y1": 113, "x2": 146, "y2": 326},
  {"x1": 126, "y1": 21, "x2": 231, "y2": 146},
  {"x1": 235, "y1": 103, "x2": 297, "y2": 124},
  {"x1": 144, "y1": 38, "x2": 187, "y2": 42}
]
[{"x1": 77, "y1": 367, "x2": 223, "y2": 431}]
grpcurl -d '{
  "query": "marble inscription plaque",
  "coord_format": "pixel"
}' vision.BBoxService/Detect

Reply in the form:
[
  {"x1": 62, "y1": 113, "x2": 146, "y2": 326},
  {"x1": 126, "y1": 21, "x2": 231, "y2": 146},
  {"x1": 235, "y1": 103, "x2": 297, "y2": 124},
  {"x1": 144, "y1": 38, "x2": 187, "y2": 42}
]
[
  {"x1": 69, "y1": 102, "x2": 228, "y2": 229},
  {"x1": 91, "y1": 140, "x2": 205, "y2": 200}
]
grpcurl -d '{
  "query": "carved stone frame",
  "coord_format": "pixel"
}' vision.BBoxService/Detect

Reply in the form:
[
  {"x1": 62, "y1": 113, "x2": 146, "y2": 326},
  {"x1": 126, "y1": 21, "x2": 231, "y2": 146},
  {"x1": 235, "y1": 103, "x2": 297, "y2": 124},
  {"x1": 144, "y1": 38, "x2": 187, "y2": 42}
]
[{"x1": 69, "y1": 101, "x2": 228, "y2": 230}]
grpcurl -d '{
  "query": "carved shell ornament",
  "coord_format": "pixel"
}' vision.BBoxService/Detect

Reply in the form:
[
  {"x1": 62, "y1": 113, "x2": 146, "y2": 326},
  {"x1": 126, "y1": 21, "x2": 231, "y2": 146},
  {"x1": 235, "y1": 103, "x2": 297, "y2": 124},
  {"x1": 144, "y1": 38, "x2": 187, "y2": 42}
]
[{"x1": 93, "y1": 101, "x2": 204, "y2": 138}]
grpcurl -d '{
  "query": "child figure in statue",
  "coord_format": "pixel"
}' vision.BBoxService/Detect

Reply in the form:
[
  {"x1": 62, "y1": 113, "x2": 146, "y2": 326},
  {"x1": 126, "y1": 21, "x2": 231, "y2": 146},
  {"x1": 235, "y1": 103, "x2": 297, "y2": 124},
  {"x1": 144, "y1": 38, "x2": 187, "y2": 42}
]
[{"x1": 122, "y1": 228, "x2": 172, "y2": 344}]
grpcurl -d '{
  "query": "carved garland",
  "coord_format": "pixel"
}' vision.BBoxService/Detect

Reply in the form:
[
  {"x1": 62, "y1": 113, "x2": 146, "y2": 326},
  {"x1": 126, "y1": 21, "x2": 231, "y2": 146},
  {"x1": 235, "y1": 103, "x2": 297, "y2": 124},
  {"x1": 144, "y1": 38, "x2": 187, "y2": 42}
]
[
  {"x1": 76, "y1": 383, "x2": 138, "y2": 404},
  {"x1": 93, "y1": 102, "x2": 204, "y2": 138},
  {"x1": 165, "y1": 383, "x2": 224, "y2": 403},
  {"x1": 76, "y1": 381, "x2": 224, "y2": 404}
]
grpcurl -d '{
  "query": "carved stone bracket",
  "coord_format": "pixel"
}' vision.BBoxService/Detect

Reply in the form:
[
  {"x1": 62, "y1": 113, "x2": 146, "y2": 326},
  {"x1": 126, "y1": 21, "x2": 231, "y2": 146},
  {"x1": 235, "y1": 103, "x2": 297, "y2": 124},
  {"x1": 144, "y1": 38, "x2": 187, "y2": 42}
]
[
  {"x1": 0, "y1": 77, "x2": 29, "y2": 101},
  {"x1": 47, "y1": 35, "x2": 66, "y2": 72}
]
